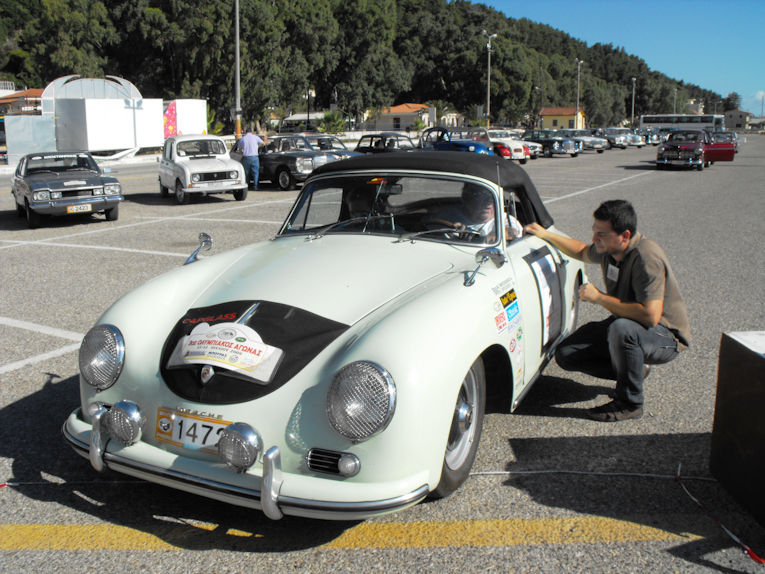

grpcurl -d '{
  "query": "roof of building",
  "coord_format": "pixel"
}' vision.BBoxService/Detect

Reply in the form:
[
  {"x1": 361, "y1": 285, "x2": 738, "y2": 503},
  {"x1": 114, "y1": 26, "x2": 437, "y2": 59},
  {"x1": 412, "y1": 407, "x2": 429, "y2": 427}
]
[
  {"x1": 0, "y1": 88, "x2": 43, "y2": 105},
  {"x1": 381, "y1": 103, "x2": 430, "y2": 115},
  {"x1": 540, "y1": 107, "x2": 583, "y2": 116}
]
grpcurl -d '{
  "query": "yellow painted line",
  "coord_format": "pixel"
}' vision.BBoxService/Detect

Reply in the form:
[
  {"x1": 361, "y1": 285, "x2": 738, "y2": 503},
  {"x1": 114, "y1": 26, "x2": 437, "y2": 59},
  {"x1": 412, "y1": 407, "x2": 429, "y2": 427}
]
[{"x1": 0, "y1": 517, "x2": 701, "y2": 551}]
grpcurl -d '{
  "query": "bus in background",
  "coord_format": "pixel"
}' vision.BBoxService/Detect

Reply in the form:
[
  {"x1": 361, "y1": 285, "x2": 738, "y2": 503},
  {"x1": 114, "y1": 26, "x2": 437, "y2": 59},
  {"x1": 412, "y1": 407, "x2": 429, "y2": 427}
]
[{"x1": 639, "y1": 114, "x2": 725, "y2": 133}]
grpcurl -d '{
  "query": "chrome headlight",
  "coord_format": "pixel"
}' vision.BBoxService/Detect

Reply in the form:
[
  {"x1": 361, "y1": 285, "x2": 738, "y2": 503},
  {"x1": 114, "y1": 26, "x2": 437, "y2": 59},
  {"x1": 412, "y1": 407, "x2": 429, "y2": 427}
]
[
  {"x1": 658, "y1": 145, "x2": 665, "y2": 153},
  {"x1": 105, "y1": 400, "x2": 144, "y2": 445},
  {"x1": 327, "y1": 361, "x2": 396, "y2": 443},
  {"x1": 104, "y1": 182, "x2": 121, "y2": 195},
  {"x1": 296, "y1": 157, "x2": 313, "y2": 172},
  {"x1": 33, "y1": 190, "x2": 51, "y2": 201},
  {"x1": 191, "y1": 173, "x2": 200, "y2": 183},
  {"x1": 229, "y1": 170, "x2": 238, "y2": 179},
  {"x1": 218, "y1": 422, "x2": 262, "y2": 473},
  {"x1": 79, "y1": 324, "x2": 125, "y2": 391}
]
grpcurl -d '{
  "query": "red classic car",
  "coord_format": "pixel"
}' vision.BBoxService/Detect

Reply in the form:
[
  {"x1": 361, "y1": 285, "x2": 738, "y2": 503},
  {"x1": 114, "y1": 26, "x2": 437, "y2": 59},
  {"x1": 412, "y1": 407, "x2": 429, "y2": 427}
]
[{"x1": 656, "y1": 130, "x2": 735, "y2": 170}]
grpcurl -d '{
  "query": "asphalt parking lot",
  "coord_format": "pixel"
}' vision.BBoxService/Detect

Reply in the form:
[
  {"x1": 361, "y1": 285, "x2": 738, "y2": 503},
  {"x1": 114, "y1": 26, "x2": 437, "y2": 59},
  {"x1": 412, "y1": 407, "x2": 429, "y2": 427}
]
[{"x1": 1, "y1": 140, "x2": 764, "y2": 572}]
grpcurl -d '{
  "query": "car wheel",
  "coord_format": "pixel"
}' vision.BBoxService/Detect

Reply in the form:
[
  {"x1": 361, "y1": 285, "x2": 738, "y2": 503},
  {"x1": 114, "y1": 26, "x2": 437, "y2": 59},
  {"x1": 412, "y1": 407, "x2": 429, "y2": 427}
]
[
  {"x1": 520, "y1": 158, "x2": 527, "y2": 165},
  {"x1": 175, "y1": 181, "x2": 190, "y2": 204},
  {"x1": 277, "y1": 167, "x2": 295, "y2": 191},
  {"x1": 105, "y1": 204, "x2": 119, "y2": 221},
  {"x1": 431, "y1": 356, "x2": 486, "y2": 499},
  {"x1": 570, "y1": 153, "x2": 578, "y2": 158},
  {"x1": 543, "y1": 148, "x2": 552, "y2": 158},
  {"x1": 15, "y1": 199, "x2": 24, "y2": 217},
  {"x1": 25, "y1": 200, "x2": 42, "y2": 229},
  {"x1": 597, "y1": 149, "x2": 604, "y2": 154},
  {"x1": 234, "y1": 187, "x2": 248, "y2": 201},
  {"x1": 159, "y1": 182, "x2": 169, "y2": 197}
]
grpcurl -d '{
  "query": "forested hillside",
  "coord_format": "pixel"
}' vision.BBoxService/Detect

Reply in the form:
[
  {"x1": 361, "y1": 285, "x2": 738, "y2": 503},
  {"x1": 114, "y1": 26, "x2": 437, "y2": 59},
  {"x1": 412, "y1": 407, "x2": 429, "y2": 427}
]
[{"x1": 0, "y1": 0, "x2": 730, "y2": 128}]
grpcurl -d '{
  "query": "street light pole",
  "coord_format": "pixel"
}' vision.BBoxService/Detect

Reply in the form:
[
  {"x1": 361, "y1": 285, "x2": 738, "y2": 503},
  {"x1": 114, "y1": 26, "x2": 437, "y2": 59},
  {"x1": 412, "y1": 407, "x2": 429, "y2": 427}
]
[
  {"x1": 575, "y1": 58, "x2": 584, "y2": 129},
  {"x1": 234, "y1": 0, "x2": 242, "y2": 139},
  {"x1": 631, "y1": 77, "x2": 636, "y2": 127},
  {"x1": 482, "y1": 30, "x2": 497, "y2": 128}
]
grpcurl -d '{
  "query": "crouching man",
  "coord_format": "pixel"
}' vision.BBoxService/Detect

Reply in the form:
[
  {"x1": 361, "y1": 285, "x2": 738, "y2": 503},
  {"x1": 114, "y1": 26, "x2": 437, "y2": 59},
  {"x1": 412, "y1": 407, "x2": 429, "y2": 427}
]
[{"x1": 525, "y1": 199, "x2": 691, "y2": 421}]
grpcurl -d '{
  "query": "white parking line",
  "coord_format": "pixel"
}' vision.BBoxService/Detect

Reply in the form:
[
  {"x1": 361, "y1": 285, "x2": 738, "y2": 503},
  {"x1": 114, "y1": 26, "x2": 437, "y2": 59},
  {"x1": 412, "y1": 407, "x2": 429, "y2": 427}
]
[
  {"x1": 0, "y1": 343, "x2": 81, "y2": 375},
  {"x1": 0, "y1": 239, "x2": 187, "y2": 257},
  {"x1": 0, "y1": 197, "x2": 295, "y2": 251},
  {"x1": 544, "y1": 172, "x2": 651, "y2": 203},
  {"x1": 0, "y1": 316, "x2": 83, "y2": 341},
  {"x1": 0, "y1": 317, "x2": 84, "y2": 375}
]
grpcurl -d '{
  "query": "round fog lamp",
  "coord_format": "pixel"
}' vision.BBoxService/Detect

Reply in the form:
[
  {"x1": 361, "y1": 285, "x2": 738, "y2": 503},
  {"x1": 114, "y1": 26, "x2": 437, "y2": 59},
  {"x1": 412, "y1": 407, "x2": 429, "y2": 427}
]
[
  {"x1": 105, "y1": 400, "x2": 144, "y2": 445},
  {"x1": 218, "y1": 422, "x2": 262, "y2": 473}
]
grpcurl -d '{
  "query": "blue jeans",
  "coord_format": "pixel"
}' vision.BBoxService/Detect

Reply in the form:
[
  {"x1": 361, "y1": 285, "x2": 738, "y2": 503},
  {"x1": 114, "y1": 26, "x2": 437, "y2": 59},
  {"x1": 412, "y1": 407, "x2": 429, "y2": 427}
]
[
  {"x1": 555, "y1": 317, "x2": 679, "y2": 406},
  {"x1": 241, "y1": 155, "x2": 260, "y2": 189}
]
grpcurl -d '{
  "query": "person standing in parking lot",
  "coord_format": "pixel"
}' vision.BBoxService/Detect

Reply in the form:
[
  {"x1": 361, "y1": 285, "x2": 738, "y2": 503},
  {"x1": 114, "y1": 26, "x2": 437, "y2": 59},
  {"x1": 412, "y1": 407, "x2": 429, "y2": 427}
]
[
  {"x1": 237, "y1": 128, "x2": 266, "y2": 190},
  {"x1": 524, "y1": 199, "x2": 690, "y2": 422}
]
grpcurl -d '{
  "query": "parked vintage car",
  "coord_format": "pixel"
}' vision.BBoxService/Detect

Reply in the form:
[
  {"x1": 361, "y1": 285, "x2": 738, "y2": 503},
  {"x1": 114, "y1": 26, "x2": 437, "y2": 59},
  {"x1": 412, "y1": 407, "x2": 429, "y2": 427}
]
[
  {"x1": 637, "y1": 128, "x2": 662, "y2": 146},
  {"x1": 712, "y1": 131, "x2": 738, "y2": 153},
  {"x1": 522, "y1": 129, "x2": 580, "y2": 157},
  {"x1": 259, "y1": 134, "x2": 360, "y2": 190},
  {"x1": 594, "y1": 128, "x2": 628, "y2": 149},
  {"x1": 12, "y1": 151, "x2": 123, "y2": 228},
  {"x1": 419, "y1": 126, "x2": 493, "y2": 154},
  {"x1": 64, "y1": 151, "x2": 586, "y2": 521},
  {"x1": 656, "y1": 129, "x2": 735, "y2": 170},
  {"x1": 354, "y1": 132, "x2": 416, "y2": 154},
  {"x1": 481, "y1": 128, "x2": 530, "y2": 163},
  {"x1": 159, "y1": 135, "x2": 247, "y2": 205},
  {"x1": 558, "y1": 129, "x2": 608, "y2": 153}
]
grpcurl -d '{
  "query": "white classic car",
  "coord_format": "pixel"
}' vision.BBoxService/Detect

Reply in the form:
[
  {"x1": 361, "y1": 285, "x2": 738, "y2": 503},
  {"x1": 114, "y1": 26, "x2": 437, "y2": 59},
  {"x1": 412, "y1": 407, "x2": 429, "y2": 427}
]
[
  {"x1": 64, "y1": 152, "x2": 586, "y2": 521},
  {"x1": 158, "y1": 134, "x2": 247, "y2": 204}
]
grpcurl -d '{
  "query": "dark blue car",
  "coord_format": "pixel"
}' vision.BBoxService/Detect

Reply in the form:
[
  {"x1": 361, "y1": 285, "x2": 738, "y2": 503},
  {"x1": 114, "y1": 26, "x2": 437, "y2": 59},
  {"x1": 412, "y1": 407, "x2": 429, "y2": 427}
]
[{"x1": 419, "y1": 127, "x2": 493, "y2": 155}]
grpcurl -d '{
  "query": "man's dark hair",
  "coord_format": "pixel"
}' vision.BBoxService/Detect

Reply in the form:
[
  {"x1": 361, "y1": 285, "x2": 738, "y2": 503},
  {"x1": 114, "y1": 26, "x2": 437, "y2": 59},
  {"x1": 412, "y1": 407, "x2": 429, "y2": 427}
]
[{"x1": 593, "y1": 199, "x2": 636, "y2": 235}]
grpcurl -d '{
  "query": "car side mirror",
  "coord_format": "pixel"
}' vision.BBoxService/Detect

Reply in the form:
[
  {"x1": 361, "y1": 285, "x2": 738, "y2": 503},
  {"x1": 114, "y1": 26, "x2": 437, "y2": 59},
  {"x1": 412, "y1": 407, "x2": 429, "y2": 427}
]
[{"x1": 184, "y1": 232, "x2": 213, "y2": 265}]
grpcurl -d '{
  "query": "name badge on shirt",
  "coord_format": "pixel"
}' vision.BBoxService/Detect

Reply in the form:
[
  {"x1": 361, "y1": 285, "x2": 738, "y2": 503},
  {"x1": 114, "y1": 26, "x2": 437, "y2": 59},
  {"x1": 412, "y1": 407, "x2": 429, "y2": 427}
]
[{"x1": 607, "y1": 263, "x2": 620, "y2": 282}]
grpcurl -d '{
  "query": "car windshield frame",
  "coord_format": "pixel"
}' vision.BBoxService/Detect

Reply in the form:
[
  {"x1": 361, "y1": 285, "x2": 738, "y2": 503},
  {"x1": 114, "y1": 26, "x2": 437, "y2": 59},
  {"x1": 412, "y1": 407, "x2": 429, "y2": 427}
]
[
  {"x1": 278, "y1": 172, "x2": 501, "y2": 246},
  {"x1": 24, "y1": 153, "x2": 100, "y2": 175},
  {"x1": 305, "y1": 135, "x2": 348, "y2": 151},
  {"x1": 176, "y1": 138, "x2": 227, "y2": 157}
]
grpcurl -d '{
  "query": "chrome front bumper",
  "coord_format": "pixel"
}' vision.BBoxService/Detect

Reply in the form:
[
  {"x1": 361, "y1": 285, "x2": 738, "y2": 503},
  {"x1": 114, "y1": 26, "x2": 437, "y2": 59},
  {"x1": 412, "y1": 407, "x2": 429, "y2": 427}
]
[{"x1": 63, "y1": 408, "x2": 429, "y2": 521}]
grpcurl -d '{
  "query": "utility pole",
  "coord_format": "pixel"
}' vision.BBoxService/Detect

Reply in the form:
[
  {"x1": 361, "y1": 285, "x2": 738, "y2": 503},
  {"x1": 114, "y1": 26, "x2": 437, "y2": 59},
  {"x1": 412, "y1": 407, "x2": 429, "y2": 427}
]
[
  {"x1": 575, "y1": 59, "x2": 584, "y2": 129},
  {"x1": 482, "y1": 30, "x2": 497, "y2": 128},
  {"x1": 631, "y1": 77, "x2": 636, "y2": 127},
  {"x1": 234, "y1": 0, "x2": 242, "y2": 139}
]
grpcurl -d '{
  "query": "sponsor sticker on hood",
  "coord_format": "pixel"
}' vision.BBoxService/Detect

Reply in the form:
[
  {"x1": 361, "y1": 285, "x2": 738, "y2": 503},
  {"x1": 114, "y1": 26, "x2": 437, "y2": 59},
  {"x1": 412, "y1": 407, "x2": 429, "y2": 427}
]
[{"x1": 167, "y1": 321, "x2": 284, "y2": 384}]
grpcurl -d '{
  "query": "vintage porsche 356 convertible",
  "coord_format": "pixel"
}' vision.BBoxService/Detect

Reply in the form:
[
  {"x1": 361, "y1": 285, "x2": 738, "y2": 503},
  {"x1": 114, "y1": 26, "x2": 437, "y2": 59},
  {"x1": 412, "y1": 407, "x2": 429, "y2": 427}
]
[{"x1": 64, "y1": 151, "x2": 586, "y2": 520}]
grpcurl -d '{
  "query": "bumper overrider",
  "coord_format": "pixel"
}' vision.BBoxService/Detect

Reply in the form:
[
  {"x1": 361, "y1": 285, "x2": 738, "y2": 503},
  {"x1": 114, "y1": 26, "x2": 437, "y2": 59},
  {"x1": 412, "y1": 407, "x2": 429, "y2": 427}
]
[{"x1": 62, "y1": 407, "x2": 429, "y2": 520}]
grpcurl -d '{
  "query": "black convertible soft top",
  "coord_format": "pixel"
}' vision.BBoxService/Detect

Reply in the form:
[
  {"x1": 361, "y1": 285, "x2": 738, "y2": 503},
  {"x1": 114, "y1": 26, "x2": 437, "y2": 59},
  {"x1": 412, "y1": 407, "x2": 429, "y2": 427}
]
[{"x1": 311, "y1": 150, "x2": 554, "y2": 228}]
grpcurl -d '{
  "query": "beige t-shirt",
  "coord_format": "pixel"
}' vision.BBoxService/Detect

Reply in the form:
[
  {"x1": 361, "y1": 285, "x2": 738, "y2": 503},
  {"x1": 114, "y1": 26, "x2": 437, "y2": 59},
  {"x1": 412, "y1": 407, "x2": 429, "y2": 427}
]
[{"x1": 584, "y1": 232, "x2": 691, "y2": 349}]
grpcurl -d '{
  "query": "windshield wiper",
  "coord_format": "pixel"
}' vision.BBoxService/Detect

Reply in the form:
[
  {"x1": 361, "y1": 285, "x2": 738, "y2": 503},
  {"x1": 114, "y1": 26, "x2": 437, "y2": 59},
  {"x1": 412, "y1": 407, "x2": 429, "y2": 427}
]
[
  {"x1": 396, "y1": 227, "x2": 481, "y2": 243},
  {"x1": 305, "y1": 214, "x2": 394, "y2": 239}
]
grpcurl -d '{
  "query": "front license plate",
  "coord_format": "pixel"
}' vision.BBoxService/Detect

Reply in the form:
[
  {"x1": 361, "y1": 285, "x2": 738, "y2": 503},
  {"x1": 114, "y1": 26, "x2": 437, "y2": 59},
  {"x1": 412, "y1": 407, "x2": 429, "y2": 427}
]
[
  {"x1": 155, "y1": 407, "x2": 231, "y2": 452},
  {"x1": 67, "y1": 204, "x2": 92, "y2": 213}
]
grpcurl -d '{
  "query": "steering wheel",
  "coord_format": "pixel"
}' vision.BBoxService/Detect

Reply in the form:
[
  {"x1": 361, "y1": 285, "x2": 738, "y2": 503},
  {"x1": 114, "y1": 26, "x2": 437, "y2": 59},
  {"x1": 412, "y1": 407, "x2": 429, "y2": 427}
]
[{"x1": 427, "y1": 218, "x2": 481, "y2": 241}]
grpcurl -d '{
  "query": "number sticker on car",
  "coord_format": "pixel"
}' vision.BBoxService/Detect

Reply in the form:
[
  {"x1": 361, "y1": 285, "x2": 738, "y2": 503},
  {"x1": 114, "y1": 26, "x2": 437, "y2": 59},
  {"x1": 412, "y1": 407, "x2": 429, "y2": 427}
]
[
  {"x1": 67, "y1": 204, "x2": 92, "y2": 213},
  {"x1": 155, "y1": 407, "x2": 231, "y2": 452}
]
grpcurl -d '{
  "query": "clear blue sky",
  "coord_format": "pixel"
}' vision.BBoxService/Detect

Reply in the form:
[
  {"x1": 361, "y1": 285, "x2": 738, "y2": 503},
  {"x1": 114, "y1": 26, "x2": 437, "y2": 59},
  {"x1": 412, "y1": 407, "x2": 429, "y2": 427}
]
[{"x1": 480, "y1": 0, "x2": 765, "y2": 115}]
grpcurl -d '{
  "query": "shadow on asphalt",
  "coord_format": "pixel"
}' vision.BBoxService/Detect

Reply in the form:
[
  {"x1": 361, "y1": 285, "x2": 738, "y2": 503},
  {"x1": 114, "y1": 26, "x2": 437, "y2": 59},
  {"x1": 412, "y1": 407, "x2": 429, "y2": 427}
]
[
  {"x1": 0, "y1": 373, "x2": 358, "y2": 552},
  {"x1": 2, "y1": 371, "x2": 762, "y2": 564}
]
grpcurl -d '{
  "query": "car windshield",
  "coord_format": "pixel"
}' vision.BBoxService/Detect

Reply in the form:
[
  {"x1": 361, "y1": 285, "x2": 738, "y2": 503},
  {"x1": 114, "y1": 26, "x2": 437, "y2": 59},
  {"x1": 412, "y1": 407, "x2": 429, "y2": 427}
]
[
  {"x1": 177, "y1": 139, "x2": 226, "y2": 156},
  {"x1": 606, "y1": 128, "x2": 630, "y2": 135},
  {"x1": 668, "y1": 132, "x2": 701, "y2": 143},
  {"x1": 25, "y1": 153, "x2": 99, "y2": 174},
  {"x1": 307, "y1": 135, "x2": 347, "y2": 151},
  {"x1": 280, "y1": 174, "x2": 500, "y2": 245}
]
